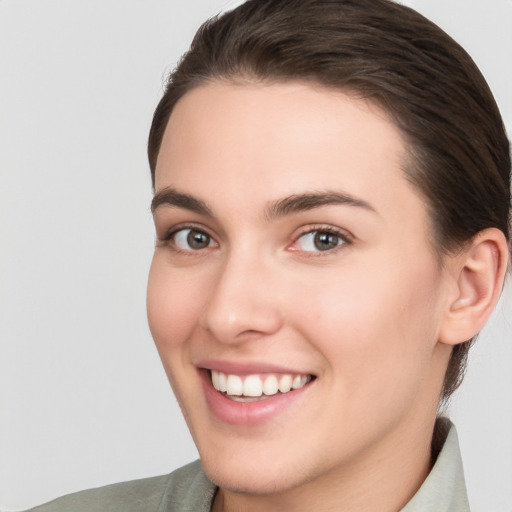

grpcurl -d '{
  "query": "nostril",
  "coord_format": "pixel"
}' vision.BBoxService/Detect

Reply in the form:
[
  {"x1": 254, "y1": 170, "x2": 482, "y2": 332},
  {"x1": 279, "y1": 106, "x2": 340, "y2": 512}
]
[{"x1": 201, "y1": 301, "x2": 283, "y2": 344}]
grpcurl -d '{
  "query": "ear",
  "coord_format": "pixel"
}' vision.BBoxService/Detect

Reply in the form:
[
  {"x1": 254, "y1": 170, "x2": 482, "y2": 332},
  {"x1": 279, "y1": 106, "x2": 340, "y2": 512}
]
[{"x1": 439, "y1": 228, "x2": 510, "y2": 346}]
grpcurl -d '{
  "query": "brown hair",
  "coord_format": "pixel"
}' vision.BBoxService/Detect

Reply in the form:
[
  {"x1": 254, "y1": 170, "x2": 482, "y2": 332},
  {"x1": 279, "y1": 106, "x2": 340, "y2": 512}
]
[{"x1": 148, "y1": 0, "x2": 511, "y2": 399}]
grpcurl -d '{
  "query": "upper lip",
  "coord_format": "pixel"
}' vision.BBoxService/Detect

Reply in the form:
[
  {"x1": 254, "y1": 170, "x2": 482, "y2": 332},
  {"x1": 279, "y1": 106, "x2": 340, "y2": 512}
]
[{"x1": 197, "y1": 359, "x2": 315, "y2": 376}]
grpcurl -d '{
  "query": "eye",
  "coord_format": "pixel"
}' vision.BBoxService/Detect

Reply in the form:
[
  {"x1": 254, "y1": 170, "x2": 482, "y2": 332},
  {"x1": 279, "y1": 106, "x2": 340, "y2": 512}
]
[
  {"x1": 293, "y1": 229, "x2": 348, "y2": 252},
  {"x1": 172, "y1": 228, "x2": 216, "y2": 251}
]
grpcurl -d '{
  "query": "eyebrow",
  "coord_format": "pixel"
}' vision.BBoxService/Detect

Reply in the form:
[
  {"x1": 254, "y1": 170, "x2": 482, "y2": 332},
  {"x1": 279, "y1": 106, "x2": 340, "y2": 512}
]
[
  {"x1": 151, "y1": 188, "x2": 213, "y2": 216},
  {"x1": 264, "y1": 191, "x2": 377, "y2": 220},
  {"x1": 151, "y1": 187, "x2": 376, "y2": 218}
]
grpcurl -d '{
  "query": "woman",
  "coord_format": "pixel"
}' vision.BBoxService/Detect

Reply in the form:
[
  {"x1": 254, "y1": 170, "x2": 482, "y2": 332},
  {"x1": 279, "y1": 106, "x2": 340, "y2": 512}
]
[{"x1": 28, "y1": 0, "x2": 510, "y2": 510}]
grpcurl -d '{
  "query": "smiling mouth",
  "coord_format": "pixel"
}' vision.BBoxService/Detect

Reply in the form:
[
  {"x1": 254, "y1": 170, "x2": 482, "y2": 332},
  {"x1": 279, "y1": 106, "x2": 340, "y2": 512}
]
[{"x1": 209, "y1": 370, "x2": 314, "y2": 402}]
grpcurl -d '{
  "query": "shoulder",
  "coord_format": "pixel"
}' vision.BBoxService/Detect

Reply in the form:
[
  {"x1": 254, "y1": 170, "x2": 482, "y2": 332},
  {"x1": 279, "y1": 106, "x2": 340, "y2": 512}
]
[
  {"x1": 25, "y1": 474, "x2": 169, "y2": 512},
  {"x1": 26, "y1": 460, "x2": 216, "y2": 512}
]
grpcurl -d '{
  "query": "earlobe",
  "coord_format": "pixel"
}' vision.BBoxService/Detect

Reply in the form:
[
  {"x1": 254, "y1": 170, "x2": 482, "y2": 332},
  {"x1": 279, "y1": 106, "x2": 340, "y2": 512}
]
[{"x1": 439, "y1": 228, "x2": 509, "y2": 346}]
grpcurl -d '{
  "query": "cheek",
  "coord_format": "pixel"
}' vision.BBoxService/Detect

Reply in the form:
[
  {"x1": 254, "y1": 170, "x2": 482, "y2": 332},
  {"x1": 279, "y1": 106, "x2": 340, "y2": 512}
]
[
  {"x1": 146, "y1": 255, "x2": 205, "y2": 354},
  {"x1": 294, "y1": 257, "x2": 443, "y2": 393}
]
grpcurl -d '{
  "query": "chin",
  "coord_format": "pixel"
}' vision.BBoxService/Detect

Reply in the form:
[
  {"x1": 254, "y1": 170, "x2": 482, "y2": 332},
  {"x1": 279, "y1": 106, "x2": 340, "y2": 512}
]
[
  {"x1": 202, "y1": 460, "x2": 301, "y2": 495},
  {"x1": 198, "y1": 443, "x2": 320, "y2": 497}
]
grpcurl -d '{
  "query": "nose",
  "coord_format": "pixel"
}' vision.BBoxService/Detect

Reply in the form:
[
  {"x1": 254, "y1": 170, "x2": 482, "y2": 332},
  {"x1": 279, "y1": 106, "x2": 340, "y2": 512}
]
[{"x1": 200, "y1": 251, "x2": 283, "y2": 344}]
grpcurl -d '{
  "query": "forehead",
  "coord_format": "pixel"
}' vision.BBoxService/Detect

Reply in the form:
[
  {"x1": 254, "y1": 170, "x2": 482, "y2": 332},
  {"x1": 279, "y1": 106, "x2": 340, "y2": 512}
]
[{"x1": 154, "y1": 81, "x2": 425, "y2": 225}]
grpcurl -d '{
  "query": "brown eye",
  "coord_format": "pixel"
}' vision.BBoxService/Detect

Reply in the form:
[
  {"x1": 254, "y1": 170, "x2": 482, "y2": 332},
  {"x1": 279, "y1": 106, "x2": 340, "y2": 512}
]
[
  {"x1": 313, "y1": 232, "x2": 340, "y2": 251},
  {"x1": 173, "y1": 228, "x2": 214, "y2": 250},
  {"x1": 294, "y1": 230, "x2": 346, "y2": 252}
]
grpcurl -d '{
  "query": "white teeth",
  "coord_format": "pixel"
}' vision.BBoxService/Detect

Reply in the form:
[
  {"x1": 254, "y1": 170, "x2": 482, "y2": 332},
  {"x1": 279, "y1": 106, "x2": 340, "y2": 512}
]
[
  {"x1": 243, "y1": 375, "x2": 263, "y2": 397},
  {"x1": 226, "y1": 374, "x2": 243, "y2": 396},
  {"x1": 292, "y1": 375, "x2": 302, "y2": 389},
  {"x1": 262, "y1": 375, "x2": 278, "y2": 395},
  {"x1": 210, "y1": 370, "x2": 312, "y2": 398},
  {"x1": 211, "y1": 370, "x2": 220, "y2": 390},
  {"x1": 218, "y1": 372, "x2": 227, "y2": 392},
  {"x1": 278, "y1": 374, "x2": 292, "y2": 393}
]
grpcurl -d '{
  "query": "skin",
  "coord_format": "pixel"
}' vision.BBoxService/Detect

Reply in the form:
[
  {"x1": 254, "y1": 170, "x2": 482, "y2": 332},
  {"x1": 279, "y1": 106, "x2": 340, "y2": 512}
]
[{"x1": 147, "y1": 81, "x2": 468, "y2": 511}]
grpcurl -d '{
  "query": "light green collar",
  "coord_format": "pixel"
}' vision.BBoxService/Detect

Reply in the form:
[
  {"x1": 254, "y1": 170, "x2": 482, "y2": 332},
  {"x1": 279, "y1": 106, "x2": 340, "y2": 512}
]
[{"x1": 401, "y1": 419, "x2": 470, "y2": 512}]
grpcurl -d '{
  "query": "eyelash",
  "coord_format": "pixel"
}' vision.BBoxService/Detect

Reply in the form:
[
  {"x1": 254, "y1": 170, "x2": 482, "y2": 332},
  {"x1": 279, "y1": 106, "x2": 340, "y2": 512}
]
[
  {"x1": 159, "y1": 223, "x2": 218, "y2": 254},
  {"x1": 290, "y1": 225, "x2": 352, "y2": 255},
  {"x1": 158, "y1": 224, "x2": 352, "y2": 255}
]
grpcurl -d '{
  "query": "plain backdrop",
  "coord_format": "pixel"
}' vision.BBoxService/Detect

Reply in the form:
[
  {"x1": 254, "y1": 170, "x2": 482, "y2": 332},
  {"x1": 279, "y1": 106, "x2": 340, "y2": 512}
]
[{"x1": 1, "y1": 1, "x2": 511, "y2": 511}]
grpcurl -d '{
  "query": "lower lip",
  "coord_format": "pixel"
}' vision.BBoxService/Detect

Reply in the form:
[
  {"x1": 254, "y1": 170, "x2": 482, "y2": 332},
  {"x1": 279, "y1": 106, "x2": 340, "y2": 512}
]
[{"x1": 200, "y1": 371, "x2": 313, "y2": 426}]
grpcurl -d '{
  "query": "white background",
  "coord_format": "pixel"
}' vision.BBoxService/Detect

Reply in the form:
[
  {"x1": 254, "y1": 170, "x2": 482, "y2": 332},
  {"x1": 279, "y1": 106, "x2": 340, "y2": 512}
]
[{"x1": 1, "y1": 1, "x2": 511, "y2": 511}]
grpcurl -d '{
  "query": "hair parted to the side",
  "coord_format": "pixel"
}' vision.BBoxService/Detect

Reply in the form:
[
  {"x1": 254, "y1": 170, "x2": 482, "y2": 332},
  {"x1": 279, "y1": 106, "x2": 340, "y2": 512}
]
[{"x1": 148, "y1": 0, "x2": 511, "y2": 400}]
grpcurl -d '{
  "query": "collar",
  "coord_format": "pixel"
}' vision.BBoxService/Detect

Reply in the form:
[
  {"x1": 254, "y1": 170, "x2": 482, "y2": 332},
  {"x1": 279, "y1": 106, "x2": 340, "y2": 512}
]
[{"x1": 401, "y1": 418, "x2": 470, "y2": 511}]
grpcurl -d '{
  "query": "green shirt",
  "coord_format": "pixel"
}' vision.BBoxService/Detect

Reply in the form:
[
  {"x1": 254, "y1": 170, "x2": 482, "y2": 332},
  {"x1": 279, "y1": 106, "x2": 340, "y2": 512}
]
[{"x1": 27, "y1": 420, "x2": 470, "y2": 512}]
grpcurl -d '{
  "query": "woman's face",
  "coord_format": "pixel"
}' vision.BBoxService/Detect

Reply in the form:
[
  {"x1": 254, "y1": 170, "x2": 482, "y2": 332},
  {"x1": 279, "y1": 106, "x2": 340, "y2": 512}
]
[{"x1": 148, "y1": 82, "x2": 453, "y2": 495}]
